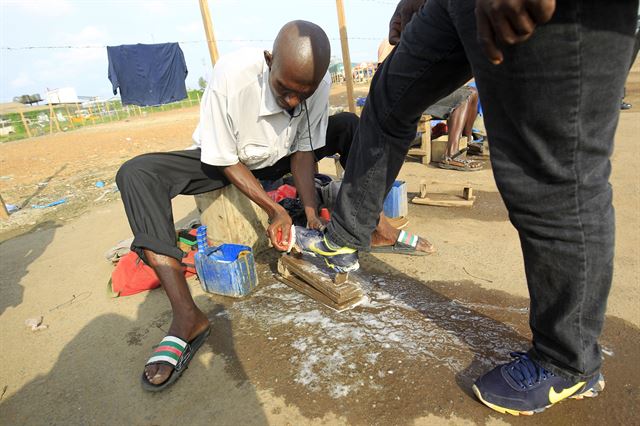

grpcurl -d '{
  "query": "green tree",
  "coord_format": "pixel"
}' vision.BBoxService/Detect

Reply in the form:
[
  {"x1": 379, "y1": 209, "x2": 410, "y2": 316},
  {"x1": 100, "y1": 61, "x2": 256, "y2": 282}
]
[{"x1": 198, "y1": 77, "x2": 207, "y2": 91}]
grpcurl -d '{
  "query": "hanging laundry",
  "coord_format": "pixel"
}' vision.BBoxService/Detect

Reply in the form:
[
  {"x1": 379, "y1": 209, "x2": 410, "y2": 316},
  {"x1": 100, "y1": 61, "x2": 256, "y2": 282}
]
[{"x1": 107, "y1": 42, "x2": 188, "y2": 106}]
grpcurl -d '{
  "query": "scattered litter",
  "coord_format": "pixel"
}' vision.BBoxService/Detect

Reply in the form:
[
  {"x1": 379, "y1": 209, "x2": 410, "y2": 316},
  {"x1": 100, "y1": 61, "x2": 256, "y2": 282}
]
[
  {"x1": 462, "y1": 267, "x2": 493, "y2": 283},
  {"x1": 0, "y1": 175, "x2": 13, "y2": 180},
  {"x1": 0, "y1": 385, "x2": 6, "y2": 401},
  {"x1": 125, "y1": 137, "x2": 132, "y2": 141},
  {"x1": 5, "y1": 204, "x2": 19, "y2": 214},
  {"x1": 601, "y1": 347, "x2": 614, "y2": 357},
  {"x1": 104, "y1": 237, "x2": 133, "y2": 263},
  {"x1": 25, "y1": 316, "x2": 48, "y2": 331},
  {"x1": 95, "y1": 181, "x2": 105, "y2": 188},
  {"x1": 37, "y1": 182, "x2": 49, "y2": 187},
  {"x1": 94, "y1": 185, "x2": 119, "y2": 202},
  {"x1": 49, "y1": 291, "x2": 91, "y2": 312},
  {"x1": 31, "y1": 198, "x2": 66, "y2": 209}
]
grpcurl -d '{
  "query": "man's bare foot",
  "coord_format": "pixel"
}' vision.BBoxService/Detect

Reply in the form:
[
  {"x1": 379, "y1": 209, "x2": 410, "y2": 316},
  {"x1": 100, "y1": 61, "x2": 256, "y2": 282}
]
[
  {"x1": 371, "y1": 228, "x2": 436, "y2": 254},
  {"x1": 144, "y1": 308, "x2": 210, "y2": 385}
]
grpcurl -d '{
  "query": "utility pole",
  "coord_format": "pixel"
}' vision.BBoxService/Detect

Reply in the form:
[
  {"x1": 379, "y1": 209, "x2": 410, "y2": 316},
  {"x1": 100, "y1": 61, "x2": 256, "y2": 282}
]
[
  {"x1": 199, "y1": 0, "x2": 219, "y2": 67},
  {"x1": 335, "y1": 0, "x2": 356, "y2": 113}
]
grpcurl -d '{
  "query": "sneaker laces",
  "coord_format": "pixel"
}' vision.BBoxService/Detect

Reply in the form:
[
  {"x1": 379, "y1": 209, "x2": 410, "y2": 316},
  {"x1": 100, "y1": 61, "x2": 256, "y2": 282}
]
[{"x1": 506, "y1": 352, "x2": 554, "y2": 389}]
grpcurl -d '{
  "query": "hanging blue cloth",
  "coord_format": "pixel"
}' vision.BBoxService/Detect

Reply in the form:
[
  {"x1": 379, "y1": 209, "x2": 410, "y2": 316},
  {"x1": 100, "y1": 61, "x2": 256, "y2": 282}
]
[{"x1": 107, "y1": 42, "x2": 188, "y2": 106}]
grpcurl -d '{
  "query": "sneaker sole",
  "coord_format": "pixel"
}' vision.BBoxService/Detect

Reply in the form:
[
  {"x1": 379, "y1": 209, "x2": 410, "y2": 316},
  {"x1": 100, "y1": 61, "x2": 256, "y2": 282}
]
[
  {"x1": 472, "y1": 376, "x2": 605, "y2": 416},
  {"x1": 324, "y1": 258, "x2": 360, "y2": 273}
]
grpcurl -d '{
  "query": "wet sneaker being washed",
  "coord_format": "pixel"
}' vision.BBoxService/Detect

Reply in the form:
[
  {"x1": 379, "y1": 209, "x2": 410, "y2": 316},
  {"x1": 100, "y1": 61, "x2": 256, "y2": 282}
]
[
  {"x1": 293, "y1": 226, "x2": 359, "y2": 273},
  {"x1": 472, "y1": 352, "x2": 605, "y2": 416}
]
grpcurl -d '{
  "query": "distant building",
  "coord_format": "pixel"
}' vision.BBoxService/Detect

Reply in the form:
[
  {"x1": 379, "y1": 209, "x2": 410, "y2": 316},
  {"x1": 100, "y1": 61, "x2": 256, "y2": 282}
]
[
  {"x1": 46, "y1": 87, "x2": 80, "y2": 104},
  {"x1": 329, "y1": 62, "x2": 346, "y2": 83},
  {"x1": 352, "y1": 62, "x2": 377, "y2": 82}
]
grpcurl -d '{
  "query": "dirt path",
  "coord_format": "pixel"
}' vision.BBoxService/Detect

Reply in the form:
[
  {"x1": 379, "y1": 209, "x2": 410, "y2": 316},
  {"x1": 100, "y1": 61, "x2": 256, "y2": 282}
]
[{"x1": 0, "y1": 68, "x2": 638, "y2": 424}]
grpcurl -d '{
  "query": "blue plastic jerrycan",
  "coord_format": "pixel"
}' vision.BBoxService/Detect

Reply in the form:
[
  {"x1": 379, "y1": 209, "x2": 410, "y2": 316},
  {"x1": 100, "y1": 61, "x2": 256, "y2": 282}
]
[{"x1": 194, "y1": 226, "x2": 258, "y2": 297}]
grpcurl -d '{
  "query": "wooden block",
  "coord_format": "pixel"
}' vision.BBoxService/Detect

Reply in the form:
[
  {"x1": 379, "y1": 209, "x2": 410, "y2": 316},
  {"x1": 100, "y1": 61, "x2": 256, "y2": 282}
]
[
  {"x1": 419, "y1": 180, "x2": 428, "y2": 198},
  {"x1": 463, "y1": 186, "x2": 474, "y2": 200},
  {"x1": 431, "y1": 136, "x2": 469, "y2": 164},
  {"x1": 408, "y1": 114, "x2": 431, "y2": 164},
  {"x1": 195, "y1": 185, "x2": 270, "y2": 253},
  {"x1": 411, "y1": 183, "x2": 475, "y2": 207},
  {"x1": 277, "y1": 255, "x2": 364, "y2": 311},
  {"x1": 430, "y1": 136, "x2": 449, "y2": 163}
]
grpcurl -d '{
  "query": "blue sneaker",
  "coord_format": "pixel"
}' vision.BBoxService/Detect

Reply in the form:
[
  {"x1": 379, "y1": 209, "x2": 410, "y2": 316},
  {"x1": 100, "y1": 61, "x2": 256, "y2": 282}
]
[
  {"x1": 472, "y1": 352, "x2": 605, "y2": 416},
  {"x1": 293, "y1": 226, "x2": 359, "y2": 273}
]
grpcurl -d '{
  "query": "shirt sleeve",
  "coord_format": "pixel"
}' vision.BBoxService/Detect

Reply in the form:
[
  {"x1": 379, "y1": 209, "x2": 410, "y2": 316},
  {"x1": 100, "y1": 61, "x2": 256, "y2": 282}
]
[
  {"x1": 295, "y1": 75, "x2": 330, "y2": 152},
  {"x1": 198, "y1": 86, "x2": 239, "y2": 166}
]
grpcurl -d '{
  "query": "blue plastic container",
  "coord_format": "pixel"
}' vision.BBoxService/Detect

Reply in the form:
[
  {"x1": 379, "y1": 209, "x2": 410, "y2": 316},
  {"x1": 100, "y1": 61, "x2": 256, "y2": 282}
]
[
  {"x1": 383, "y1": 180, "x2": 408, "y2": 218},
  {"x1": 194, "y1": 226, "x2": 258, "y2": 297}
]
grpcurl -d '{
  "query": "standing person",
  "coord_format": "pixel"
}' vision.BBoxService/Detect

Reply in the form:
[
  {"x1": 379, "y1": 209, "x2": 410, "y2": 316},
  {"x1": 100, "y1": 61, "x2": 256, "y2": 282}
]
[{"x1": 294, "y1": 0, "x2": 638, "y2": 416}]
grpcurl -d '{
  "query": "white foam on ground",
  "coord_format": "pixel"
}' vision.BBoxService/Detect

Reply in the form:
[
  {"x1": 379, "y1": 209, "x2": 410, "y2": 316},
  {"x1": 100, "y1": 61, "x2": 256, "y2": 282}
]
[{"x1": 231, "y1": 273, "x2": 527, "y2": 397}]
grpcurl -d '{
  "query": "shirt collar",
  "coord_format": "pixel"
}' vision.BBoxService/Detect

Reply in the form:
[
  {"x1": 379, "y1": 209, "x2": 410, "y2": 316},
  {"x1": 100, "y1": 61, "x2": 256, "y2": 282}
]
[{"x1": 259, "y1": 59, "x2": 302, "y2": 117}]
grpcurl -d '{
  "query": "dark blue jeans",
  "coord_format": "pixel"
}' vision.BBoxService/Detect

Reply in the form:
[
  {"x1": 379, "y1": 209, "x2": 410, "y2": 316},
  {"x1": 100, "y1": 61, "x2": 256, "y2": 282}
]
[{"x1": 327, "y1": 0, "x2": 637, "y2": 381}]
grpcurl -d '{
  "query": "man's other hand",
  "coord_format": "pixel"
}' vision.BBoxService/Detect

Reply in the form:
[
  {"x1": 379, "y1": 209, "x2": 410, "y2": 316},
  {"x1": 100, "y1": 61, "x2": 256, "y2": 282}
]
[
  {"x1": 306, "y1": 214, "x2": 328, "y2": 231},
  {"x1": 476, "y1": 0, "x2": 555, "y2": 64},
  {"x1": 267, "y1": 207, "x2": 293, "y2": 251},
  {"x1": 389, "y1": 0, "x2": 427, "y2": 44}
]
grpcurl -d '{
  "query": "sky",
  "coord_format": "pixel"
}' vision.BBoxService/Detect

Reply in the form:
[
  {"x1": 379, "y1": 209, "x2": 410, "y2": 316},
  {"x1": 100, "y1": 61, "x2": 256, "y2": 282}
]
[{"x1": 0, "y1": 0, "x2": 397, "y2": 103}]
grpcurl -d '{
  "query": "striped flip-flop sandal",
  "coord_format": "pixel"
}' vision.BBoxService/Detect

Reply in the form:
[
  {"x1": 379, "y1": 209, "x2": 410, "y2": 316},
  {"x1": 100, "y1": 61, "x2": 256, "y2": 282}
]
[
  {"x1": 141, "y1": 326, "x2": 211, "y2": 392},
  {"x1": 370, "y1": 230, "x2": 434, "y2": 256}
]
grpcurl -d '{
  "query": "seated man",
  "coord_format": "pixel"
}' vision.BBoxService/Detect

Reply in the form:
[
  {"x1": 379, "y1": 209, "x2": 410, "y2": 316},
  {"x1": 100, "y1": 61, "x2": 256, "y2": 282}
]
[
  {"x1": 379, "y1": 38, "x2": 482, "y2": 171},
  {"x1": 116, "y1": 20, "x2": 431, "y2": 392},
  {"x1": 426, "y1": 85, "x2": 483, "y2": 171}
]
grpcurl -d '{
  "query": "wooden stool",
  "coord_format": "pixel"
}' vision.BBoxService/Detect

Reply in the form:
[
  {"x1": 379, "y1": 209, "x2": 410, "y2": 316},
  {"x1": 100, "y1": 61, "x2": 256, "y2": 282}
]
[
  {"x1": 407, "y1": 114, "x2": 432, "y2": 165},
  {"x1": 195, "y1": 185, "x2": 270, "y2": 254}
]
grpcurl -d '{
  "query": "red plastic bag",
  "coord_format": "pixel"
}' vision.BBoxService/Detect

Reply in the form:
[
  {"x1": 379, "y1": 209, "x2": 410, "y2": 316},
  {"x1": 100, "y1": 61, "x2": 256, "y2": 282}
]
[
  {"x1": 109, "y1": 252, "x2": 160, "y2": 297},
  {"x1": 267, "y1": 184, "x2": 297, "y2": 203}
]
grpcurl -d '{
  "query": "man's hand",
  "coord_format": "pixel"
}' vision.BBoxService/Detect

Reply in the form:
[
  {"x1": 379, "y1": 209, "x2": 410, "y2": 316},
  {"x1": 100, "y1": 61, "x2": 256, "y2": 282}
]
[
  {"x1": 389, "y1": 0, "x2": 427, "y2": 45},
  {"x1": 476, "y1": 0, "x2": 555, "y2": 64},
  {"x1": 306, "y1": 213, "x2": 328, "y2": 231},
  {"x1": 267, "y1": 206, "x2": 293, "y2": 251}
]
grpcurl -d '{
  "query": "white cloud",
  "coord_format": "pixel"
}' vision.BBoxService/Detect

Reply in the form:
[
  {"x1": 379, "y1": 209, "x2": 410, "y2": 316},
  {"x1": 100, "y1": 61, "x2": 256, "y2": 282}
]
[
  {"x1": 139, "y1": 0, "x2": 172, "y2": 16},
  {"x1": 10, "y1": 0, "x2": 73, "y2": 17},
  {"x1": 10, "y1": 72, "x2": 34, "y2": 89},
  {"x1": 176, "y1": 20, "x2": 201, "y2": 35},
  {"x1": 61, "y1": 25, "x2": 109, "y2": 45}
]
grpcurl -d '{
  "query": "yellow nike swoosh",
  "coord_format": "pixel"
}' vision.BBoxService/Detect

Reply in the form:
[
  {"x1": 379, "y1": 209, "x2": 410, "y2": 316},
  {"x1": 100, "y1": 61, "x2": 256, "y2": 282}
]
[
  {"x1": 548, "y1": 381, "x2": 585, "y2": 404},
  {"x1": 309, "y1": 242, "x2": 355, "y2": 256}
]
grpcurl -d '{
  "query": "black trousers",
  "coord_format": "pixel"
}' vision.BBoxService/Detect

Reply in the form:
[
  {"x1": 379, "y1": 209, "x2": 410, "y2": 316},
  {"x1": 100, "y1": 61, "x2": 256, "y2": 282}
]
[
  {"x1": 326, "y1": 0, "x2": 637, "y2": 381},
  {"x1": 116, "y1": 112, "x2": 358, "y2": 261}
]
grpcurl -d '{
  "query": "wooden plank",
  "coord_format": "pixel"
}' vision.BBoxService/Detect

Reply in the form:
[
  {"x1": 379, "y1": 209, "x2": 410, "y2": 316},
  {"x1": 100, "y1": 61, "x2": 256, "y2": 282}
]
[
  {"x1": 278, "y1": 274, "x2": 363, "y2": 312},
  {"x1": 407, "y1": 148, "x2": 427, "y2": 156},
  {"x1": 412, "y1": 181, "x2": 475, "y2": 207},
  {"x1": 411, "y1": 196, "x2": 474, "y2": 207},
  {"x1": 278, "y1": 255, "x2": 363, "y2": 304}
]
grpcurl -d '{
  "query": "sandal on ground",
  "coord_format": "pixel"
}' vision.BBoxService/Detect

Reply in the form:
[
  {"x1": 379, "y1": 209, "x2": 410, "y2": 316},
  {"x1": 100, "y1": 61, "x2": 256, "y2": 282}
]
[
  {"x1": 370, "y1": 230, "x2": 433, "y2": 256},
  {"x1": 141, "y1": 326, "x2": 211, "y2": 392},
  {"x1": 439, "y1": 149, "x2": 483, "y2": 172}
]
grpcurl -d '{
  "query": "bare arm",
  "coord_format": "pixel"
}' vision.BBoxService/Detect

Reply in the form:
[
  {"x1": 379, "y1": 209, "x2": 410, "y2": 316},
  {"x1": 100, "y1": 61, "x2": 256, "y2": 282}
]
[
  {"x1": 203, "y1": 162, "x2": 292, "y2": 251},
  {"x1": 290, "y1": 150, "x2": 325, "y2": 229}
]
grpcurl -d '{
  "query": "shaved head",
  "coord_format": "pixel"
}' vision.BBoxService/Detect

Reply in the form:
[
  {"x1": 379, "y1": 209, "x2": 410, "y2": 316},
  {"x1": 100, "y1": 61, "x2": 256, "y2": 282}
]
[{"x1": 264, "y1": 20, "x2": 331, "y2": 110}]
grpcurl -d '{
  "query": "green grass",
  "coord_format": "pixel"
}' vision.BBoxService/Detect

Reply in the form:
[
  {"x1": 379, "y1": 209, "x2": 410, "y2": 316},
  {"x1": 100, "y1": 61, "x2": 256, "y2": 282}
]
[{"x1": 0, "y1": 90, "x2": 203, "y2": 144}]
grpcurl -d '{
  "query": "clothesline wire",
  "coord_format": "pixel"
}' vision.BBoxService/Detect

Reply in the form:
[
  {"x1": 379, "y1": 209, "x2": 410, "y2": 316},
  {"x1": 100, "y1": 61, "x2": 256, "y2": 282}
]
[{"x1": 1, "y1": 37, "x2": 384, "y2": 51}]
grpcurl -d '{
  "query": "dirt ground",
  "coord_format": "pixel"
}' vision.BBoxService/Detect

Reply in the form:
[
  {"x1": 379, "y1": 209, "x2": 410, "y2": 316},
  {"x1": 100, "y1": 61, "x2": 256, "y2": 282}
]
[{"x1": 0, "y1": 63, "x2": 638, "y2": 425}]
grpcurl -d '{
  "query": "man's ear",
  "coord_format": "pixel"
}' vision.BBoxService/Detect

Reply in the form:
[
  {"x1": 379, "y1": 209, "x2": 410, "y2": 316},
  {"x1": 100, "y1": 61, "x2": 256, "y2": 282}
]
[{"x1": 263, "y1": 50, "x2": 273, "y2": 69}]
